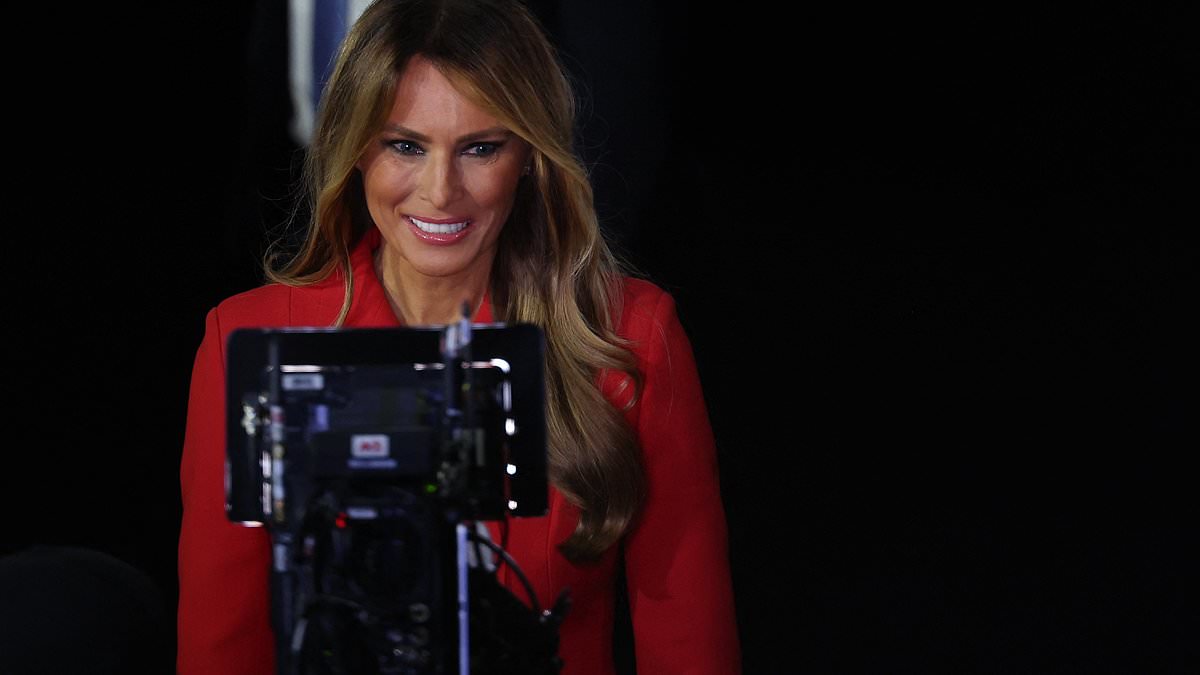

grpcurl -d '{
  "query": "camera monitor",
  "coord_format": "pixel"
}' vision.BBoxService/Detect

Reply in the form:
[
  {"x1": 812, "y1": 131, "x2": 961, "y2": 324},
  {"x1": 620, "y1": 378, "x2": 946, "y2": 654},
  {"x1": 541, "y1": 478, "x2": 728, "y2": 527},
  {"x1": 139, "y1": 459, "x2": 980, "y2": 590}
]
[{"x1": 225, "y1": 323, "x2": 547, "y2": 524}]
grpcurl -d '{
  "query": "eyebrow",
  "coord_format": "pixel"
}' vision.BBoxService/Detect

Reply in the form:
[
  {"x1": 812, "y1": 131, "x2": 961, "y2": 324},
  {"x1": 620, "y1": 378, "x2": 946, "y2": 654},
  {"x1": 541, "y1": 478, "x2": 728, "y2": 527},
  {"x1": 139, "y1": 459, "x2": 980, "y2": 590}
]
[{"x1": 382, "y1": 124, "x2": 513, "y2": 144}]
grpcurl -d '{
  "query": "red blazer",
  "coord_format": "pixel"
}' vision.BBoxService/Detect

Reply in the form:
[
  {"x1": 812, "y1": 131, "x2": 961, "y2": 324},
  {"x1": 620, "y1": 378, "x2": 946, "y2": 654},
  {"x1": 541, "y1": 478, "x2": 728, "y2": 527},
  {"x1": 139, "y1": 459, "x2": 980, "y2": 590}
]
[{"x1": 178, "y1": 226, "x2": 740, "y2": 674}]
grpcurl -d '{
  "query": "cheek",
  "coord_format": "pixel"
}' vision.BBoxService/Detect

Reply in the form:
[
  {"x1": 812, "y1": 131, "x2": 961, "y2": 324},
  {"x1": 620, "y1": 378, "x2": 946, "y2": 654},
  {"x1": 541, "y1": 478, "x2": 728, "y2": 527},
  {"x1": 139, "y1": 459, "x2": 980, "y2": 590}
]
[
  {"x1": 363, "y1": 162, "x2": 417, "y2": 205},
  {"x1": 466, "y1": 169, "x2": 522, "y2": 210}
]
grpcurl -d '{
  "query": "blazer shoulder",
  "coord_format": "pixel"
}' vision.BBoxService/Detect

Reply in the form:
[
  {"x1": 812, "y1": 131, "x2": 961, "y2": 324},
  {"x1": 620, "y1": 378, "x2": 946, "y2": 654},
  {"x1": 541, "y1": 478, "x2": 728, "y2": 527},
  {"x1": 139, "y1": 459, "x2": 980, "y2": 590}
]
[
  {"x1": 212, "y1": 283, "x2": 292, "y2": 333},
  {"x1": 620, "y1": 276, "x2": 666, "y2": 306},
  {"x1": 616, "y1": 276, "x2": 672, "y2": 341}
]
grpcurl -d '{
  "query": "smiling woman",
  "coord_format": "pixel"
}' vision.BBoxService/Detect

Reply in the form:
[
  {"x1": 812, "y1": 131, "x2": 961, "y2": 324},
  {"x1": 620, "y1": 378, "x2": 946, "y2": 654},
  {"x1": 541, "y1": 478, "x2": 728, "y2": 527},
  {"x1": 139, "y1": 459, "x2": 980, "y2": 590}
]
[
  {"x1": 177, "y1": 1, "x2": 740, "y2": 674},
  {"x1": 357, "y1": 55, "x2": 532, "y2": 325}
]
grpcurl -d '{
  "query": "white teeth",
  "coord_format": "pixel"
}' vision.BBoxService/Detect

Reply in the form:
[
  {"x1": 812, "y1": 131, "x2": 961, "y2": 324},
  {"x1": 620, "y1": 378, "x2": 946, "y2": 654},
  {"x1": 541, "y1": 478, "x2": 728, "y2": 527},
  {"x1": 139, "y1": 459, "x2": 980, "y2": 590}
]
[{"x1": 410, "y1": 216, "x2": 469, "y2": 234}]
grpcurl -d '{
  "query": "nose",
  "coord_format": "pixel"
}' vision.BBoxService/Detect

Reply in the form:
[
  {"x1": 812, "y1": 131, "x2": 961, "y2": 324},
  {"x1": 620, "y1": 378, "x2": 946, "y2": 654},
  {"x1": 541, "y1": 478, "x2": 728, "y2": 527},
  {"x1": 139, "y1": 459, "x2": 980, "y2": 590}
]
[{"x1": 420, "y1": 154, "x2": 463, "y2": 211}]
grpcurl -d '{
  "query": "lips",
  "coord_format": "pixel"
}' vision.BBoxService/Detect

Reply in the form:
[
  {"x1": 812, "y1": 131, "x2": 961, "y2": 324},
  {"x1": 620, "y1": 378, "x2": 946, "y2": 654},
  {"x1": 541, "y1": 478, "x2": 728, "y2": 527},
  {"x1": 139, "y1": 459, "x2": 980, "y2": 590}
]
[
  {"x1": 409, "y1": 215, "x2": 470, "y2": 234},
  {"x1": 406, "y1": 215, "x2": 474, "y2": 244}
]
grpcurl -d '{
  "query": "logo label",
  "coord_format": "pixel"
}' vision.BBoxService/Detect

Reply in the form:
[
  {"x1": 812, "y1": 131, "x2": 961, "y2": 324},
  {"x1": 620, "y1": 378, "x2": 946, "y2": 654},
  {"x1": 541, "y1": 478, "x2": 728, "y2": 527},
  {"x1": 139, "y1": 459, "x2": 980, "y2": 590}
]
[
  {"x1": 351, "y1": 434, "x2": 390, "y2": 458},
  {"x1": 282, "y1": 374, "x2": 324, "y2": 391}
]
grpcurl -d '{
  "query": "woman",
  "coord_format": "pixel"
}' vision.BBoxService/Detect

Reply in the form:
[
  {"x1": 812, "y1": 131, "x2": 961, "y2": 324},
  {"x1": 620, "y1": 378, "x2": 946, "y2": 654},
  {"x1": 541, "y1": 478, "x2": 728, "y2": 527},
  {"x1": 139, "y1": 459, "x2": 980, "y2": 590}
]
[{"x1": 178, "y1": 1, "x2": 739, "y2": 673}]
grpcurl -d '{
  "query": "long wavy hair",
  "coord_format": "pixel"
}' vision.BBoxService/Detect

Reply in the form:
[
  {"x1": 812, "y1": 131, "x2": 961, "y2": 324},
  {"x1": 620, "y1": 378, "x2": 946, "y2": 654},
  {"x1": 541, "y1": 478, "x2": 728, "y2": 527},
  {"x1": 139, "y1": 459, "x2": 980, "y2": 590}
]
[{"x1": 264, "y1": 0, "x2": 645, "y2": 561}]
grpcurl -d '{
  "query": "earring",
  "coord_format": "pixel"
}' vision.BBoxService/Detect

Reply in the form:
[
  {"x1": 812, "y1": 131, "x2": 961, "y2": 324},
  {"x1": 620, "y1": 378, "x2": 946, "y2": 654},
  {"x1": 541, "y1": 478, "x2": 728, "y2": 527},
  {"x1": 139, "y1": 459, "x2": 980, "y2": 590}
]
[{"x1": 522, "y1": 163, "x2": 532, "y2": 176}]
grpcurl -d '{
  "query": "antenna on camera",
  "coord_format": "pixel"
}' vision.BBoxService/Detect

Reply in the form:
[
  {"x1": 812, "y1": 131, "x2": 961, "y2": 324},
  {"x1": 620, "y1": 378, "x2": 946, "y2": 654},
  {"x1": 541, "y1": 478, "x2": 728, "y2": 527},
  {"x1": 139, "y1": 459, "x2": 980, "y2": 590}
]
[{"x1": 440, "y1": 300, "x2": 477, "y2": 513}]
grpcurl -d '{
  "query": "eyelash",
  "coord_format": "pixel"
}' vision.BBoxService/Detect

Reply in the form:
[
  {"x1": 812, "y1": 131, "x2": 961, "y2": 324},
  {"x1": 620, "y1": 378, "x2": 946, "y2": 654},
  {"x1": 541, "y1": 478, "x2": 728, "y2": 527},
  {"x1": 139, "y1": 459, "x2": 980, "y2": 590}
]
[{"x1": 387, "y1": 140, "x2": 504, "y2": 158}]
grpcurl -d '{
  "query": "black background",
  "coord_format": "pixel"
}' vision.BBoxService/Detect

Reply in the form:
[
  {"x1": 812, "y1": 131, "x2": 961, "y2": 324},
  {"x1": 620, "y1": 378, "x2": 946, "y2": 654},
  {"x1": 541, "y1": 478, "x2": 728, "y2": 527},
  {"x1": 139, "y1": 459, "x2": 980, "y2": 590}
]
[{"x1": 5, "y1": 2, "x2": 1193, "y2": 673}]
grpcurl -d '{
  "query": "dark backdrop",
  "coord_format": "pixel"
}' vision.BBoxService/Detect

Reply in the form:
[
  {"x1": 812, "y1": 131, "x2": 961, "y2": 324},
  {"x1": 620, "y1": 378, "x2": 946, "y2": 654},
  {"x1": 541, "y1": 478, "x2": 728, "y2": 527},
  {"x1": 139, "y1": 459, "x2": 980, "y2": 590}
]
[{"x1": 5, "y1": 3, "x2": 1192, "y2": 674}]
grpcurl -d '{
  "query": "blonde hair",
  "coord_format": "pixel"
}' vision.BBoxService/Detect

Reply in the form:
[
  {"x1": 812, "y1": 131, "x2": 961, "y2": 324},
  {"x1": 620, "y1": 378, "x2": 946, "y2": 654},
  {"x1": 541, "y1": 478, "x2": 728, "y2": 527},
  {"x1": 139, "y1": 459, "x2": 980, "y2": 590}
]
[{"x1": 264, "y1": 0, "x2": 645, "y2": 561}]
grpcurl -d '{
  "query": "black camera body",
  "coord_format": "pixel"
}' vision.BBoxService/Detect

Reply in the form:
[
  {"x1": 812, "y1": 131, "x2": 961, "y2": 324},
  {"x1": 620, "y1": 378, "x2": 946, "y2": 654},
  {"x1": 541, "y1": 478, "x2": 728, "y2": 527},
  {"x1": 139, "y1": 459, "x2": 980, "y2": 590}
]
[{"x1": 225, "y1": 321, "x2": 562, "y2": 674}]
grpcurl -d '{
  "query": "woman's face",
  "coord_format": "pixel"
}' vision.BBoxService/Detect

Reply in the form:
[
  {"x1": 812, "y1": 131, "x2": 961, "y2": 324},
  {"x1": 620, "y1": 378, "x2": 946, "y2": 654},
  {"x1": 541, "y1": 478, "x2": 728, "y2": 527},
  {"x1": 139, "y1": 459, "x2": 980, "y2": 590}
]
[{"x1": 358, "y1": 55, "x2": 531, "y2": 284}]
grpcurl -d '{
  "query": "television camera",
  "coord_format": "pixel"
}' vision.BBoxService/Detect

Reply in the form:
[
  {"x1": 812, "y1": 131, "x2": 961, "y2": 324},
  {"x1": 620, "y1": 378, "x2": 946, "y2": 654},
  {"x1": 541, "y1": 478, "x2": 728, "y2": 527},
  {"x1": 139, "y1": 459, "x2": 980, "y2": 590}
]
[{"x1": 224, "y1": 307, "x2": 566, "y2": 674}]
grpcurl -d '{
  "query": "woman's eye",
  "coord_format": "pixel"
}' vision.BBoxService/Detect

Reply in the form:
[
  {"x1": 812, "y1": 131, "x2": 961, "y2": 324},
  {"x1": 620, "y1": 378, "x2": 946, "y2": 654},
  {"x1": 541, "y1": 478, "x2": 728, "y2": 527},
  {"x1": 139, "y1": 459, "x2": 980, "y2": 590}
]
[
  {"x1": 390, "y1": 140, "x2": 423, "y2": 155},
  {"x1": 465, "y1": 142, "x2": 500, "y2": 157}
]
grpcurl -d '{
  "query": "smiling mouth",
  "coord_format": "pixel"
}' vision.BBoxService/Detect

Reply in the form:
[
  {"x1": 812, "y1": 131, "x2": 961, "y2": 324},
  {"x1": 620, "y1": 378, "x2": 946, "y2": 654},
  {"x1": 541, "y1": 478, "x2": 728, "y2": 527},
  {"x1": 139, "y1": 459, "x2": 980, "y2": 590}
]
[{"x1": 408, "y1": 216, "x2": 470, "y2": 234}]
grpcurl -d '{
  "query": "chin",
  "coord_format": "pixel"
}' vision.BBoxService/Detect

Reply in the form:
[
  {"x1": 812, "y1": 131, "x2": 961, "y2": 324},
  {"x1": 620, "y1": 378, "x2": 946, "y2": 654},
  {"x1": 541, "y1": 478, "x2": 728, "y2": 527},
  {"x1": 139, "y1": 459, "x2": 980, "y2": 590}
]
[{"x1": 408, "y1": 255, "x2": 481, "y2": 279}]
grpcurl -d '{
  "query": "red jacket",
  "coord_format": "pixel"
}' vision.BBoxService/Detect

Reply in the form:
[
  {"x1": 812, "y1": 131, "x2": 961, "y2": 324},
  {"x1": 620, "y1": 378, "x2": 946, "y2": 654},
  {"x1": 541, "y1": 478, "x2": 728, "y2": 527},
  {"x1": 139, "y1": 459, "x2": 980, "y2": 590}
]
[{"x1": 178, "y1": 226, "x2": 740, "y2": 674}]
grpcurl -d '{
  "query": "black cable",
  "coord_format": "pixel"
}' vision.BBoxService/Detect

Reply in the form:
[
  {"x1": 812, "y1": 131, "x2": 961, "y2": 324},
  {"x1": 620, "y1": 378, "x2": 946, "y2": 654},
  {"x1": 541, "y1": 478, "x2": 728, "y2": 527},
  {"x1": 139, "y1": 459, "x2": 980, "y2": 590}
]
[
  {"x1": 293, "y1": 594, "x2": 371, "y2": 675},
  {"x1": 306, "y1": 594, "x2": 369, "y2": 613},
  {"x1": 467, "y1": 520, "x2": 489, "y2": 574},
  {"x1": 466, "y1": 529, "x2": 541, "y2": 615}
]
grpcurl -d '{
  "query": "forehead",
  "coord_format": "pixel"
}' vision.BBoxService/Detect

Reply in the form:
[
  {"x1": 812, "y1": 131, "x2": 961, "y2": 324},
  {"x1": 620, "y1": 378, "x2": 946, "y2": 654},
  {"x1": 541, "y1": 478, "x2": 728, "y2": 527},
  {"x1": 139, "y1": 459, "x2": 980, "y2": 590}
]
[{"x1": 386, "y1": 56, "x2": 503, "y2": 135}]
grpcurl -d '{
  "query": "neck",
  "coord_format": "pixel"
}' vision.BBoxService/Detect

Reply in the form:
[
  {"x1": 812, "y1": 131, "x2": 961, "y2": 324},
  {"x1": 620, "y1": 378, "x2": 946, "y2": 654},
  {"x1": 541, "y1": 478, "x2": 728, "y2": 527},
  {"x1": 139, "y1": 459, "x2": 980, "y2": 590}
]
[{"x1": 373, "y1": 246, "x2": 491, "y2": 326}]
